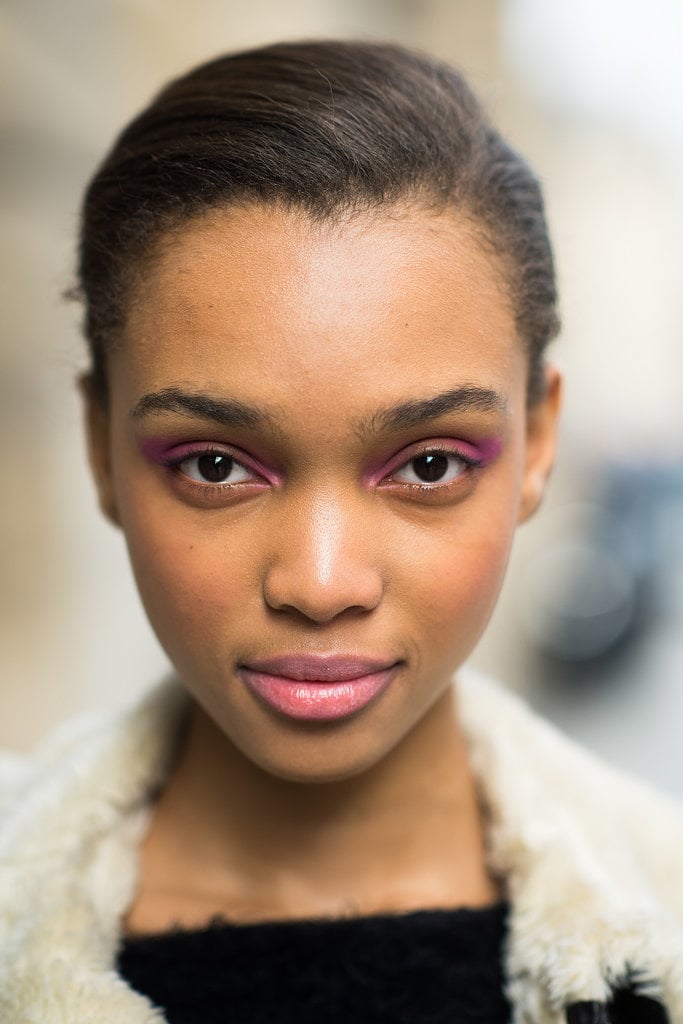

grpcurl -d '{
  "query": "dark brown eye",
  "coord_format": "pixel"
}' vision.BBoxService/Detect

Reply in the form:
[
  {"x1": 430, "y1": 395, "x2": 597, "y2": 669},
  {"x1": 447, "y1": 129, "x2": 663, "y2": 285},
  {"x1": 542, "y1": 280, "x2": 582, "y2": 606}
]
[
  {"x1": 177, "y1": 452, "x2": 253, "y2": 485},
  {"x1": 196, "y1": 454, "x2": 232, "y2": 483},
  {"x1": 391, "y1": 451, "x2": 469, "y2": 486},
  {"x1": 411, "y1": 454, "x2": 450, "y2": 482}
]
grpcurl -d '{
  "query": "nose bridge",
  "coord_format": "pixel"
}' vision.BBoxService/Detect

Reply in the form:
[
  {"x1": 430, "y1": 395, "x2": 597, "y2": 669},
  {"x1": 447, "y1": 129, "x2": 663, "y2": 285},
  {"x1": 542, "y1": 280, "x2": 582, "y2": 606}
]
[{"x1": 263, "y1": 487, "x2": 383, "y2": 621}]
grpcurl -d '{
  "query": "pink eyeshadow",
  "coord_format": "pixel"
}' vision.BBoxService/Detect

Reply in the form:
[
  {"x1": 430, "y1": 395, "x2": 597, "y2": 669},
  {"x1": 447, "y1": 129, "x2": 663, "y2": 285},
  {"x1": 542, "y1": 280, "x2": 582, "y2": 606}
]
[
  {"x1": 136, "y1": 436, "x2": 282, "y2": 484},
  {"x1": 473, "y1": 437, "x2": 503, "y2": 464},
  {"x1": 137, "y1": 437, "x2": 178, "y2": 463},
  {"x1": 363, "y1": 435, "x2": 503, "y2": 486}
]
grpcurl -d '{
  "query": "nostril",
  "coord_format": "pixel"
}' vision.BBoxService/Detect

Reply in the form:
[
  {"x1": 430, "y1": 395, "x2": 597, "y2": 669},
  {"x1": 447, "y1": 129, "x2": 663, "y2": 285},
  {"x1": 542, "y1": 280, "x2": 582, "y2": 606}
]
[
  {"x1": 262, "y1": 565, "x2": 383, "y2": 623},
  {"x1": 262, "y1": 584, "x2": 383, "y2": 624}
]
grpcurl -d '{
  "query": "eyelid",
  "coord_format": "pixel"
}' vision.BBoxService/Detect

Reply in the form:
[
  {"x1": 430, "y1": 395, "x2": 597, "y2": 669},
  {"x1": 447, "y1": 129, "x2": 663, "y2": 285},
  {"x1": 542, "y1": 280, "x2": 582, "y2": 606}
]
[
  {"x1": 390, "y1": 450, "x2": 480, "y2": 492},
  {"x1": 393, "y1": 446, "x2": 480, "y2": 477},
  {"x1": 142, "y1": 438, "x2": 279, "y2": 486},
  {"x1": 178, "y1": 451, "x2": 256, "y2": 487},
  {"x1": 367, "y1": 438, "x2": 487, "y2": 488},
  {"x1": 164, "y1": 442, "x2": 240, "y2": 466}
]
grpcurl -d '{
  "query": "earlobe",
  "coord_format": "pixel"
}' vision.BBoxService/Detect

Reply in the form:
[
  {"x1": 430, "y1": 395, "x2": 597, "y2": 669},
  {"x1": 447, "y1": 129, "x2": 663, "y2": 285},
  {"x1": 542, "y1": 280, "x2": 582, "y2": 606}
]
[
  {"x1": 78, "y1": 374, "x2": 121, "y2": 527},
  {"x1": 518, "y1": 364, "x2": 562, "y2": 524}
]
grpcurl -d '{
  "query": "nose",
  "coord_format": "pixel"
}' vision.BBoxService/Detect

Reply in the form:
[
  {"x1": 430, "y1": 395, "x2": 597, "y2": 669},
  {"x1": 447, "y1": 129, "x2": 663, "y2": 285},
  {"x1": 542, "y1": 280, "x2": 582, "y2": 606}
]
[{"x1": 262, "y1": 492, "x2": 384, "y2": 623}]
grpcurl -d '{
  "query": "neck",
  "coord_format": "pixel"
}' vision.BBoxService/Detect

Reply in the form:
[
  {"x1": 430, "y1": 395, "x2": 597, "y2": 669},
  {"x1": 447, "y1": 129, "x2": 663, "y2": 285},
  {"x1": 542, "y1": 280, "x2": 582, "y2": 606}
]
[{"x1": 127, "y1": 683, "x2": 500, "y2": 933}]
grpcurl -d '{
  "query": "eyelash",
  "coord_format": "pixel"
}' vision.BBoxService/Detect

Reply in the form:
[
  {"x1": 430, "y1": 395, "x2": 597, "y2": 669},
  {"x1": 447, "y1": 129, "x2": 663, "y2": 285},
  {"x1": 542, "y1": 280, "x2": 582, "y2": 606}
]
[
  {"x1": 163, "y1": 445, "x2": 267, "y2": 490},
  {"x1": 161, "y1": 442, "x2": 483, "y2": 499},
  {"x1": 381, "y1": 444, "x2": 482, "y2": 489}
]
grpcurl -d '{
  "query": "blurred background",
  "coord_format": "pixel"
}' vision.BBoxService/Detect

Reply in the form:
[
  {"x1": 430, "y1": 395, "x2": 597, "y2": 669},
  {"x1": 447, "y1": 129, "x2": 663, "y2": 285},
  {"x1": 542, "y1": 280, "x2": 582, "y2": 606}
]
[{"x1": 2, "y1": 0, "x2": 682, "y2": 794}]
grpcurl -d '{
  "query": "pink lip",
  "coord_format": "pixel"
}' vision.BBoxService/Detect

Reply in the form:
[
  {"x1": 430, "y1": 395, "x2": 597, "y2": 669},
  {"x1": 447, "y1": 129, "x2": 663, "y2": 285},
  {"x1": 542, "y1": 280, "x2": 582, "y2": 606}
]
[{"x1": 240, "y1": 655, "x2": 400, "y2": 721}]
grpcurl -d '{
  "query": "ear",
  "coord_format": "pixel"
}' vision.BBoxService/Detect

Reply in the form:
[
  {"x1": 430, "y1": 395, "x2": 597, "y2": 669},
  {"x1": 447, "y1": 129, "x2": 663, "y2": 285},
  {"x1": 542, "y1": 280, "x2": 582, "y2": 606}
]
[
  {"x1": 518, "y1": 364, "x2": 562, "y2": 524},
  {"x1": 78, "y1": 374, "x2": 121, "y2": 527}
]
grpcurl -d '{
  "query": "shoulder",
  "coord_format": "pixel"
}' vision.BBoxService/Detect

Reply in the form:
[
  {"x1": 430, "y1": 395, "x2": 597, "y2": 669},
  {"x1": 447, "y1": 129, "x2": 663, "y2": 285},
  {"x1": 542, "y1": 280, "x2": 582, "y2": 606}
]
[
  {"x1": 0, "y1": 681, "x2": 189, "y2": 838},
  {"x1": 457, "y1": 670, "x2": 683, "y2": 1021},
  {"x1": 458, "y1": 669, "x2": 683, "y2": 903},
  {"x1": 0, "y1": 681, "x2": 189, "y2": 1023}
]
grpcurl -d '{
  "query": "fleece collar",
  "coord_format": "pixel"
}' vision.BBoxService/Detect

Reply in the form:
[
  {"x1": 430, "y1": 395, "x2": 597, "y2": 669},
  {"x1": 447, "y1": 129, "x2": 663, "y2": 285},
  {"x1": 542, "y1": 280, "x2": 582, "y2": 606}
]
[{"x1": 1, "y1": 676, "x2": 682, "y2": 1023}]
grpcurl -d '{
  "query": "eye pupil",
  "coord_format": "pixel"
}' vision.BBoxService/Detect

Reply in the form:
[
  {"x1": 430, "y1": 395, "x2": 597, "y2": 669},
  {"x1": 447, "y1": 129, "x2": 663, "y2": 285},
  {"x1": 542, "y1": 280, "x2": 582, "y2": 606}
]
[
  {"x1": 413, "y1": 454, "x2": 449, "y2": 482},
  {"x1": 197, "y1": 454, "x2": 232, "y2": 483}
]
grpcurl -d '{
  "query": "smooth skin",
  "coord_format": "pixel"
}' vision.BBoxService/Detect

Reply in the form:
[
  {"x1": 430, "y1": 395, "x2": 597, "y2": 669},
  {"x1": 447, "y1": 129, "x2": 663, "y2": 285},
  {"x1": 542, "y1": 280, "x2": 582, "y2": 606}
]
[{"x1": 84, "y1": 202, "x2": 561, "y2": 932}]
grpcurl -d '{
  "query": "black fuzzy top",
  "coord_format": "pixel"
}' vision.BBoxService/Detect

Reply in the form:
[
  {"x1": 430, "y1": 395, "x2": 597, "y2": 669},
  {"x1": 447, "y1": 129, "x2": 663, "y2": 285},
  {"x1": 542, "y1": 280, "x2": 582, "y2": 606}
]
[{"x1": 117, "y1": 902, "x2": 511, "y2": 1023}]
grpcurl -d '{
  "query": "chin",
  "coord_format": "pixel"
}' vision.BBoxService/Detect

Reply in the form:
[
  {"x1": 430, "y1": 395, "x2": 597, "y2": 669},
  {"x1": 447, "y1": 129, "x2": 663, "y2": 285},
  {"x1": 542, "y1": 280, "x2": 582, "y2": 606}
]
[{"x1": 246, "y1": 739, "x2": 392, "y2": 787}]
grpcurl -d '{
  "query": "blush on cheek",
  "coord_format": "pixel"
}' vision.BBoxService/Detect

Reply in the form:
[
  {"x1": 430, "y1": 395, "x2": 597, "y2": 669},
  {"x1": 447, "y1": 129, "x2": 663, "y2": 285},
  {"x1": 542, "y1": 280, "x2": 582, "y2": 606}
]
[
  {"x1": 142, "y1": 549, "x2": 238, "y2": 618},
  {"x1": 416, "y1": 534, "x2": 513, "y2": 645},
  {"x1": 121, "y1": 511, "x2": 243, "y2": 657}
]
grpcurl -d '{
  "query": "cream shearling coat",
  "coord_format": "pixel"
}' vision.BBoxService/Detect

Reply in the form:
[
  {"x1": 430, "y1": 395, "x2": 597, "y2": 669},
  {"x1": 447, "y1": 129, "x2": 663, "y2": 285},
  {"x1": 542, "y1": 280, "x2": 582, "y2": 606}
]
[{"x1": 1, "y1": 674, "x2": 682, "y2": 1023}]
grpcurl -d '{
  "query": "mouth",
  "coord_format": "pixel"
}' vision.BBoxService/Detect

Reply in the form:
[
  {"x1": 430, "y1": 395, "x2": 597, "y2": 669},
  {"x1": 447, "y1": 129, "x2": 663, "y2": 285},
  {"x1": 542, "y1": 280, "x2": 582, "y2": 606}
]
[{"x1": 239, "y1": 654, "x2": 402, "y2": 721}]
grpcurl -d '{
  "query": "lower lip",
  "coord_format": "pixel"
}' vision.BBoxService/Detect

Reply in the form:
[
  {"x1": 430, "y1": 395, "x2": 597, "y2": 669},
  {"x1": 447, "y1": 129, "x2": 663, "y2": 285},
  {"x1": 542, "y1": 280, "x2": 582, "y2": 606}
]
[{"x1": 240, "y1": 666, "x2": 398, "y2": 721}]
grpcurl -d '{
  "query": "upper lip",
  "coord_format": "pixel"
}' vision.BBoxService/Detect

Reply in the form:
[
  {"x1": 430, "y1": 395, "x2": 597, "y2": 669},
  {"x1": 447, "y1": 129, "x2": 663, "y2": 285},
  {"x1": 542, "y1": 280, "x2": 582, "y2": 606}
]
[{"x1": 240, "y1": 654, "x2": 400, "y2": 682}]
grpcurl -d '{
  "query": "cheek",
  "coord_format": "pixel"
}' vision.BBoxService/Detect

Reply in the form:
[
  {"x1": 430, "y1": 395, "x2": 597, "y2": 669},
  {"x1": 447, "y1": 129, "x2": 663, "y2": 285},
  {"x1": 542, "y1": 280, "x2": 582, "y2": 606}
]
[
  {"x1": 117, "y1": 487, "x2": 255, "y2": 663},
  {"x1": 135, "y1": 537, "x2": 237, "y2": 619},
  {"x1": 393, "y1": 494, "x2": 520, "y2": 667},
  {"x1": 408, "y1": 530, "x2": 513, "y2": 635},
  {"x1": 135, "y1": 542, "x2": 253, "y2": 687}
]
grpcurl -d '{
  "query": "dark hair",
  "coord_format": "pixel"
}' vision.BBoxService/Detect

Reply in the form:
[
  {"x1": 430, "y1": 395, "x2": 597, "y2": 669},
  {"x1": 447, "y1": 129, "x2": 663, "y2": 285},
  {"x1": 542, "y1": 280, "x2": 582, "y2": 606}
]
[{"x1": 75, "y1": 39, "x2": 559, "y2": 402}]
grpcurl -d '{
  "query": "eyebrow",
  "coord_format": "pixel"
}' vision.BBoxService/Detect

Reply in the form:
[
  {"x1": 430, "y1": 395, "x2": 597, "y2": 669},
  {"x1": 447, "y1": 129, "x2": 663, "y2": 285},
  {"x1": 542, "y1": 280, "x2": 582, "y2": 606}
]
[
  {"x1": 130, "y1": 384, "x2": 507, "y2": 434},
  {"x1": 364, "y1": 386, "x2": 507, "y2": 434},
  {"x1": 130, "y1": 387, "x2": 273, "y2": 429}
]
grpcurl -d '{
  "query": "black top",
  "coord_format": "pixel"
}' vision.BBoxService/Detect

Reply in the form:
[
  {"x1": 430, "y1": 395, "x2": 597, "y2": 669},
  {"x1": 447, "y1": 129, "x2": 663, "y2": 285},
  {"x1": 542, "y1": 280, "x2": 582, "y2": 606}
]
[{"x1": 117, "y1": 902, "x2": 511, "y2": 1023}]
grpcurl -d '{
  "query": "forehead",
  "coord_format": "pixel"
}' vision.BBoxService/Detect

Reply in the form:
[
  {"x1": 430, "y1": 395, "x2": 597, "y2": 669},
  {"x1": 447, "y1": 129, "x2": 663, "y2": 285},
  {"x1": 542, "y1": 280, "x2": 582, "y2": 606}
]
[{"x1": 117, "y1": 203, "x2": 523, "y2": 419}]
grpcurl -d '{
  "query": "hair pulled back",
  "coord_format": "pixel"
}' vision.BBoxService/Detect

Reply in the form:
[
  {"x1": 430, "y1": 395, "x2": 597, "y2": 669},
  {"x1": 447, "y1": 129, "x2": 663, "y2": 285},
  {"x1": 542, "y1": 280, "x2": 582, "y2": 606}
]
[{"x1": 75, "y1": 40, "x2": 559, "y2": 401}]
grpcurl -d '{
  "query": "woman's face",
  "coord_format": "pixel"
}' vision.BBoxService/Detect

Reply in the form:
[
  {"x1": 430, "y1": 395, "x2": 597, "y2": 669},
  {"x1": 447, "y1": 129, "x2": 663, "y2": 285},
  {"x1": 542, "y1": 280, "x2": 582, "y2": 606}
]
[{"x1": 87, "y1": 203, "x2": 559, "y2": 783}]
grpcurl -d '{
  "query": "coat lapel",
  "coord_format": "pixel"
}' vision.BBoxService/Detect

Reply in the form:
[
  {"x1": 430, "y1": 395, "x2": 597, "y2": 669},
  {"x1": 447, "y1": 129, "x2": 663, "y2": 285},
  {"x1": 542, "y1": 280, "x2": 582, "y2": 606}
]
[
  {"x1": 0, "y1": 683, "x2": 187, "y2": 1023},
  {"x1": 457, "y1": 671, "x2": 683, "y2": 1022}
]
